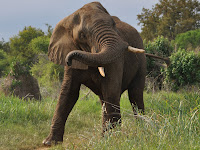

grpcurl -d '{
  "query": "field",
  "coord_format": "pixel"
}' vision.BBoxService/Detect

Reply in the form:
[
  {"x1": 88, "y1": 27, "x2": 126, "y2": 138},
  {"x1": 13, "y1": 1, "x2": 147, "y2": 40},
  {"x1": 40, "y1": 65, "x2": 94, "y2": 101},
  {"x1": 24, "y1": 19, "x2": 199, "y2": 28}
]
[{"x1": 0, "y1": 89, "x2": 199, "y2": 150}]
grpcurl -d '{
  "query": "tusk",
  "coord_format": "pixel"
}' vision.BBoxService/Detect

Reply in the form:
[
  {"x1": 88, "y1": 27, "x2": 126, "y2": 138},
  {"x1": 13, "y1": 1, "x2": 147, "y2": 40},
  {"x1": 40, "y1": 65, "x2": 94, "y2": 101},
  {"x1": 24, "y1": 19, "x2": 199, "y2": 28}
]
[
  {"x1": 98, "y1": 67, "x2": 105, "y2": 77},
  {"x1": 128, "y1": 46, "x2": 145, "y2": 53}
]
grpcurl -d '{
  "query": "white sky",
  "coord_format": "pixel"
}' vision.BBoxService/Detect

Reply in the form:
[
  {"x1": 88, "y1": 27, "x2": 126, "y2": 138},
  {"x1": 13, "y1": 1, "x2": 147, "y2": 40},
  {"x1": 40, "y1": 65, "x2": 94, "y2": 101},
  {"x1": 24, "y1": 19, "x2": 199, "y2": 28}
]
[{"x1": 0, "y1": 0, "x2": 160, "y2": 41}]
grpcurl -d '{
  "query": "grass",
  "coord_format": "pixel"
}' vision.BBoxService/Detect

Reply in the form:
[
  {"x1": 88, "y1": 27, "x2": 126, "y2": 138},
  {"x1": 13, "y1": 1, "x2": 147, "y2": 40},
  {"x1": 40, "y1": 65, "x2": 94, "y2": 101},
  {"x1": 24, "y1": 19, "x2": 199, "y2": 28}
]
[
  {"x1": 0, "y1": 89, "x2": 199, "y2": 150},
  {"x1": 0, "y1": 95, "x2": 54, "y2": 150}
]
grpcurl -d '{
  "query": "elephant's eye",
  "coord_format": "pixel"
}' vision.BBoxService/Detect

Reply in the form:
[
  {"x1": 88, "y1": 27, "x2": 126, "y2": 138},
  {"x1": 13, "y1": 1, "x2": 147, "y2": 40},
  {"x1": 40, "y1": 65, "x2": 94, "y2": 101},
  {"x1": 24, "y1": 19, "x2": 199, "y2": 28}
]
[{"x1": 79, "y1": 32, "x2": 86, "y2": 40}]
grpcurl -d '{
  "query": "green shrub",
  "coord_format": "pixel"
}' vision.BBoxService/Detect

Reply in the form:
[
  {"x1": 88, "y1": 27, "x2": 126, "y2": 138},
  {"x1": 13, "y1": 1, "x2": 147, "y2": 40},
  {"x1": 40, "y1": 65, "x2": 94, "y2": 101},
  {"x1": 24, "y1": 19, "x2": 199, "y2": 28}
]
[
  {"x1": 31, "y1": 55, "x2": 64, "y2": 82},
  {"x1": 166, "y1": 49, "x2": 200, "y2": 90},
  {"x1": 145, "y1": 36, "x2": 173, "y2": 57},
  {"x1": 9, "y1": 60, "x2": 31, "y2": 77},
  {"x1": 31, "y1": 55, "x2": 64, "y2": 98},
  {"x1": 9, "y1": 26, "x2": 44, "y2": 65},
  {"x1": 175, "y1": 29, "x2": 200, "y2": 50},
  {"x1": 0, "y1": 40, "x2": 10, "y2": 53},
  {"x1": 0, "y1": 49, "x2": 9, "y2": 77},
  {"x1": 144, "y1": 36, "x2": 173, "y2": 90},
  {"x1": 145, "y1": 36, "x2": 173, "y2": 74},
  {"x1": 29, "y1": 36, "x2": 50, "y2": 54}
]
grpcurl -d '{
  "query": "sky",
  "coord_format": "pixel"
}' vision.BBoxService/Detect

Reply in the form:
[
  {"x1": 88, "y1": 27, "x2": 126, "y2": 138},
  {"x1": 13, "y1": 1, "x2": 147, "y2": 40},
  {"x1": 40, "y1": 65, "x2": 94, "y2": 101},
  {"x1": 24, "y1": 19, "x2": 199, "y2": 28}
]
[{"x1": 0, "y1": 0, "x2": 159, "y2": 41}]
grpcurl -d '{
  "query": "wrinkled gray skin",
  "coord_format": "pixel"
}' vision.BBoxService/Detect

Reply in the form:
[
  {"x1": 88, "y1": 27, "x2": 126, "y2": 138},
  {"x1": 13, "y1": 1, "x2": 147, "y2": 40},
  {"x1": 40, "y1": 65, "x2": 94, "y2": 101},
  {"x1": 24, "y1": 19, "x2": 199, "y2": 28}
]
[{"x1": 44, "y1": 2, "x2": 146, "y2": 146}]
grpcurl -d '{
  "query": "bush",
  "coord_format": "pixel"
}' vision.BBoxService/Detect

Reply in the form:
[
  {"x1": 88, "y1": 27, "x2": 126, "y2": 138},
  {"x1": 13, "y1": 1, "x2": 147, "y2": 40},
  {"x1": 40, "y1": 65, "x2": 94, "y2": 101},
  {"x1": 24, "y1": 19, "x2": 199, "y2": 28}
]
[
  {"x1": 31, "y1": 55, "x2": 64, "y2": 98},
  {"x1": 145, "y1": 36, "x2": 173, "y2": 74},
  {"x1": 0, "y1": 40, "x2": 10, "y2": 53},
  {"x1": 0, "y1": 50, "x2": 9, "y2": 77},
  {"x1": 31, "y1": 55, "x2": 64, "y2": 82},
  {"x1": 9, "y1": 26, "x2": 44, "y2": 65},
  {"x1": 29, "y1": 36, "x2": 50, "y2": 54},
  {"x1": 9, "y1": 60, "x2": 31, "y2": 77},
  {"x1": 175, "y1": 29, "x2": 200, "y2": 50},
  {"x1": 145, "y1": 36, "x2": 173, "y2": 57},
  {"x1": 144, "y1": 36, "x2": 173, "y2": 90},
  {"x1": 166, "y1": 49, "x2": 200, "y2": 90}
]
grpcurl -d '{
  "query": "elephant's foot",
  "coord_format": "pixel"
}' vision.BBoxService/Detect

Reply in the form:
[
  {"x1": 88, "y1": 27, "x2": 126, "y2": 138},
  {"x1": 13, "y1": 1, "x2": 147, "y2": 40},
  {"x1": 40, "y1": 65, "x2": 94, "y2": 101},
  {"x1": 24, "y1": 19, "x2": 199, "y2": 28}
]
[
  {"x1": 102, "y1": 117, "x2": 122, "y2": 133},
  {"x1": 42, "y1": 135, "x2": 63, "y2": 146}
]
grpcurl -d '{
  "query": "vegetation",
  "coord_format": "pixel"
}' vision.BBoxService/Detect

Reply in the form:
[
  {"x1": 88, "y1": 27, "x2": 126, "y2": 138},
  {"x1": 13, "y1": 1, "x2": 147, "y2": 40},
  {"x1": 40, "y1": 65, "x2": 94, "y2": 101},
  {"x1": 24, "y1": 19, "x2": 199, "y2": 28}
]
[
  {"x1": 9, "y1": 26, "x2": 45, "y2": 65},
  {"x1": 166, "y1": 49, "x2": 200, "y2": 90},
  {"x1": 0, "y1": 94, "x2": 54, "y2": 150},
  {"x1": 143, "y1": 29, "x2": 200, "y2": 91},
  {"x1": 0, "y1": 39, "x2": 10, "y2": 53},
  {"x1": 0, "y1": 90, "x2": 199, "y2": 150},
  {"x1": 137, "y1": 0, "x2": 200, "y2": 41},
  {"x1": 0, "y1": 50, "x2": 9, "y2": 77},
  {"x1": 174, "y1": 29, "x2": 200, "y2": 50},
  {"x1": 29, "y1": 36, "x2": 50, "y2": 54},
  {"x1": 0, "y1": 25, "x2": 53, "y2": 77},
  {"x1": 0, "y1": 40, "x2": 11, "y2": 77},
  {"x1": 0, "y1": 25, "x2": 58, "y2": 99},
  {"x1": 144, "y1": 36, "x2": 173, "y2": 91},
  {"x1": 144, "y1": 36, "x2": 173, "y2": 76},
  {"x1": 31, "y1": 55, "x2": 64, "y2": 99}
]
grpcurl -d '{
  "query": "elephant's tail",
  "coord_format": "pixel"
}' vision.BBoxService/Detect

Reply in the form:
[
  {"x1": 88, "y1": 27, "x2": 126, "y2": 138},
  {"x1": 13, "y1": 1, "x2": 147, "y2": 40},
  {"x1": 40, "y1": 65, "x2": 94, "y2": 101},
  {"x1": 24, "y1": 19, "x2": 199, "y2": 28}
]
[{"x1": 145, "y1": 53, "x2": 170, "y2": 66}]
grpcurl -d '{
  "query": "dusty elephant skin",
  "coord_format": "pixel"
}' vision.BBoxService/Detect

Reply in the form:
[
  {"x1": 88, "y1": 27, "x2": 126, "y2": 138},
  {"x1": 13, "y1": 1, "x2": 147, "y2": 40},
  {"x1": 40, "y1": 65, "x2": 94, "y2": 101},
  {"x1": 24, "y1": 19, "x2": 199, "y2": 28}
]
[{"x1": 43, "y1": 2, "x2": 146, "y2": 146}]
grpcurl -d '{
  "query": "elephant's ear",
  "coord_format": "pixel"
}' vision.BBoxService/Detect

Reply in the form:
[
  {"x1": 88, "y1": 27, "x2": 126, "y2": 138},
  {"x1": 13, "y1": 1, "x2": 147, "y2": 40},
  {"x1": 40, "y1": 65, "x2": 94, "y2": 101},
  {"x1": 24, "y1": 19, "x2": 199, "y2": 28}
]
[{"x1": 48, "y1": 16, "x2": 88, "y2": 70}]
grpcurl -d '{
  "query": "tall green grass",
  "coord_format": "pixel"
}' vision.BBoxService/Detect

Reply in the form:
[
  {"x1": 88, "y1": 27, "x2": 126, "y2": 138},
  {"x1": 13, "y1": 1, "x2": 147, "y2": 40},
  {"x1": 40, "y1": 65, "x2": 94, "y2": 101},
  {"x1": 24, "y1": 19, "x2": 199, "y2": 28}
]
[
  {"x1": 0, "y1": 94, "x2": 55, "y2": 150},
  {"x1": 0, "y1": 90, "x2": 199, "y2": 150}
]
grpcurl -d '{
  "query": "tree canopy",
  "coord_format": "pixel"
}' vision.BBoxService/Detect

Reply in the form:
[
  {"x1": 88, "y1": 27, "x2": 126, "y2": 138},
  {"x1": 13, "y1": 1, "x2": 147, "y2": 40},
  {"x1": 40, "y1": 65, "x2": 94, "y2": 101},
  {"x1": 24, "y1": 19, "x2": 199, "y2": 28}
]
[
  {"x1": 137, "y1": 0, "x2": 200, "y2": 41},
  {"x1": 0, "y1": 26, "x2": 52, "y2": 77},
  {"x1": 0, "y1": 39, "x2": 10, "y2": 53},
  {"x1": 175, "y1": 29, "x2": 200, "y2": 50},
  {"x1": 9, "y1": 26, "x2": 45, "y2": 64}
]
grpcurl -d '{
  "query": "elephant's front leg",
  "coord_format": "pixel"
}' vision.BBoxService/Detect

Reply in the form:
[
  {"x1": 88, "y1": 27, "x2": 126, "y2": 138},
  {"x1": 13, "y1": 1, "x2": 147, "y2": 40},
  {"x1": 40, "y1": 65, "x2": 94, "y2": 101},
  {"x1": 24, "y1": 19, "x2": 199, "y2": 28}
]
[
  {"x1": 101, "y1": 95, "x2": 121, "y2": 133},
  {"x1": 43, "y1": 69, "x2": 81, "y2": 146},
  {"x1": 101, "y1": 62, "x2": 123, "y2": 133}
]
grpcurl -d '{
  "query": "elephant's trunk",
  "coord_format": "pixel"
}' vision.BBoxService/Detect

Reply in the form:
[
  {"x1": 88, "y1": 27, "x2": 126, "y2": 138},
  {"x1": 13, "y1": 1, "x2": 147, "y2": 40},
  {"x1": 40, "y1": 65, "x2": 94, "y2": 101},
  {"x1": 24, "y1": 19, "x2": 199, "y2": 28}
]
[{"x1": 66, "y1": 23, "x2": 127, "y2": 67}]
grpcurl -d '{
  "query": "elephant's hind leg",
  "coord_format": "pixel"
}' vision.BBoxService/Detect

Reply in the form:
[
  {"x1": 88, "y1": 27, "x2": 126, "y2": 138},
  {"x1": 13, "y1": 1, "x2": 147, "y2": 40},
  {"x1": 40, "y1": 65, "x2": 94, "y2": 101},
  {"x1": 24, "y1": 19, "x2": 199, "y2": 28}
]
[
  {"x1": 128, "y1": 73, "x2": 145, "y2": 115},
  {"x1": 128, "y1": 88, "x2": 144, "y2": 115}
]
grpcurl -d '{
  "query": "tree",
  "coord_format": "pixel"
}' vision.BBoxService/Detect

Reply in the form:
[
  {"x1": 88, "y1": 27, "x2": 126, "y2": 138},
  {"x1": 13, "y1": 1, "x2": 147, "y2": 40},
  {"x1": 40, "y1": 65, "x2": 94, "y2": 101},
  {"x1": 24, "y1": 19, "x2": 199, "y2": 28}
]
[
  {"x1": 45, "y1": 24, "x2": 53, "y2": 38},
  {"x1": 0, "y1": 39, "x2": 10, "y2": 53},
  {"x1": 175, "y1": 29, "x2": 200, "y2": 50},
  {"x1": 29, "y1": 36, "x2": 50, "y2": 54},
  {"x1": 0, "y1": 39, "x2": 11, "y2": 76},
  {"x1": 138, "y1": 0, "x2": 200, "y2": 41},
  {"x1": 9, "y1": 26, "x2": 44, "y2": 65},
  {"x1": 0, "y1": 50, "x2": 10, "y2": 77}
]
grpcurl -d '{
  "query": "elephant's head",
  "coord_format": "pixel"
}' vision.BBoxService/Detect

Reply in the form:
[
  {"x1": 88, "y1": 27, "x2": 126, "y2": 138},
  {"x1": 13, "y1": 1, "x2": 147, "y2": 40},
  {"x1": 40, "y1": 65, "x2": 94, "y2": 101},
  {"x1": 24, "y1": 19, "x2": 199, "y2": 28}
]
[{"x1": 48, "y1": 2, "x2": 144, "y2": 72}]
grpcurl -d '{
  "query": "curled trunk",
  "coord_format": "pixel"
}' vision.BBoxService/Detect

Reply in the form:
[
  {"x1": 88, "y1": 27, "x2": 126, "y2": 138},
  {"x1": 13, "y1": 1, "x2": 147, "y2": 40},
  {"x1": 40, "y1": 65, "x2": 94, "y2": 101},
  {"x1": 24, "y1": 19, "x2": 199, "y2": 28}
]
[{"x1": 66, "y1": 24, "x2": 127, "y2": 67}]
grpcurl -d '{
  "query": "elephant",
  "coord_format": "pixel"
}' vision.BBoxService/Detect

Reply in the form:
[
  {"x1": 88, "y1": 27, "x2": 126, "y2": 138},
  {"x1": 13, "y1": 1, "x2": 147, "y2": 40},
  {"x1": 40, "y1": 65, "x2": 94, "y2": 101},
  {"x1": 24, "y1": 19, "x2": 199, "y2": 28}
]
[{"x1": 43, "y1": 2, "x2": 151, "y2": 146}]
